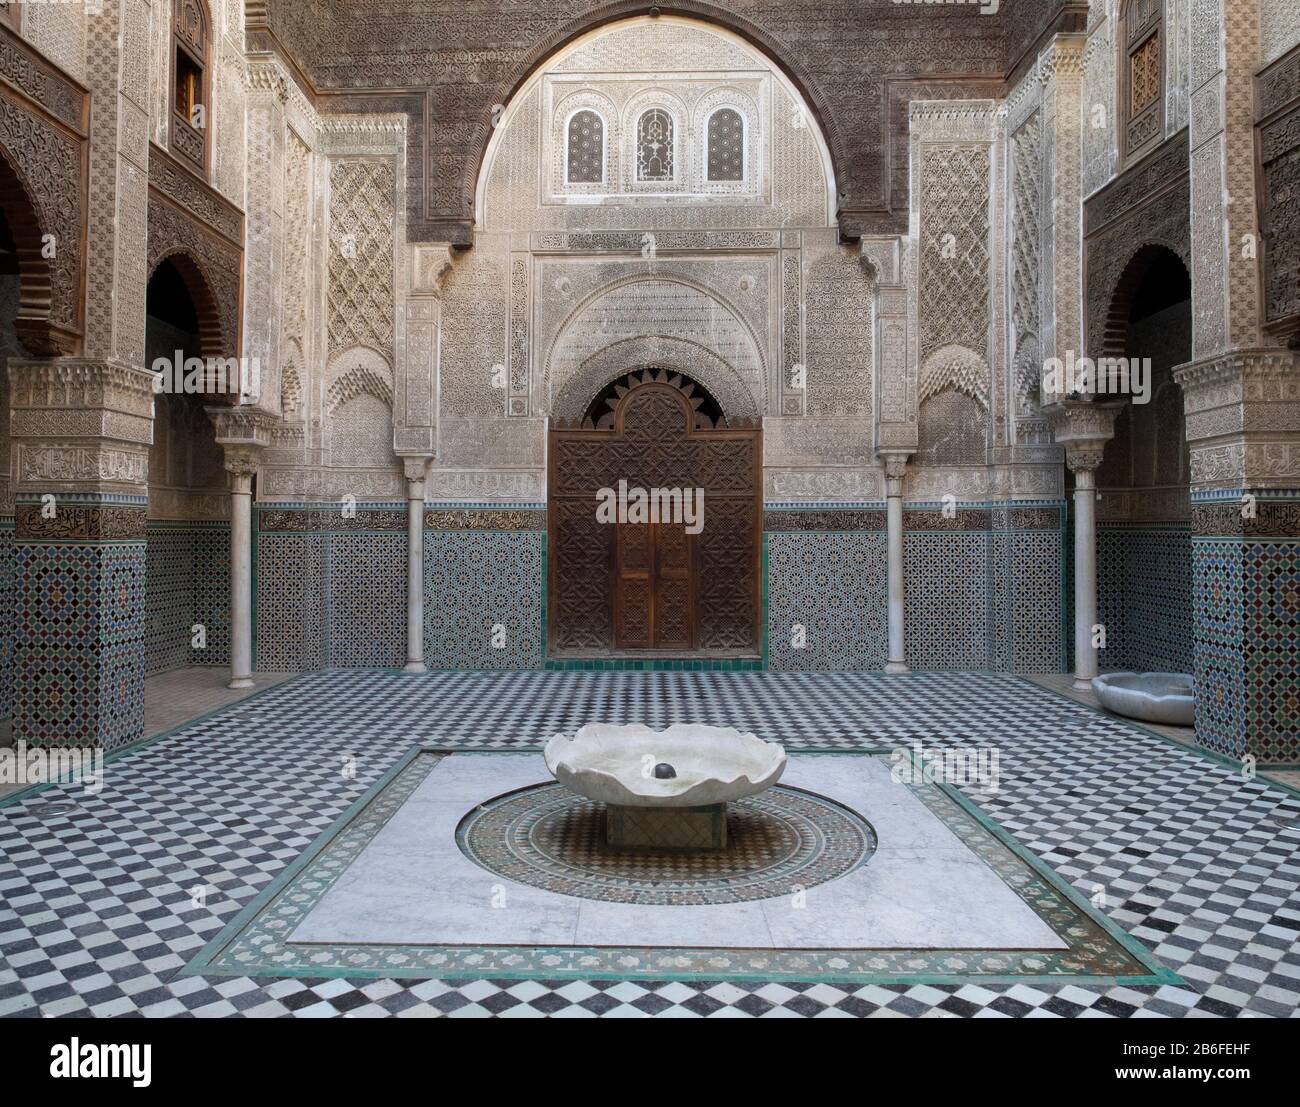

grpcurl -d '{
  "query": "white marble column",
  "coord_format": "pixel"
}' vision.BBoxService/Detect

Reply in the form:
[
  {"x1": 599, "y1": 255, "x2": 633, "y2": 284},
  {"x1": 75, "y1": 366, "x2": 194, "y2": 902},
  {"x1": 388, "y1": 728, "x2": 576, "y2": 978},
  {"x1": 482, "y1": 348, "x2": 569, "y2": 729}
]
[
  {"x1": 1050, "y1": 402, "x2": 1119, "y2": 691},
  {"x1": 880, "y1": 453, "x2": 911, "y2": 674},
  {"x1": 403, "y1": 461, "x2": 429, "y2": 673},
  {"x1": 226, "y1": 459, "x2": 256, "y2": 690},
  {"x1": 1069, "y1": 461, "x2": 1100, "y2": 690},
  {"x1": 209, "y1": 411, "x2": 274, "y2": 692}
]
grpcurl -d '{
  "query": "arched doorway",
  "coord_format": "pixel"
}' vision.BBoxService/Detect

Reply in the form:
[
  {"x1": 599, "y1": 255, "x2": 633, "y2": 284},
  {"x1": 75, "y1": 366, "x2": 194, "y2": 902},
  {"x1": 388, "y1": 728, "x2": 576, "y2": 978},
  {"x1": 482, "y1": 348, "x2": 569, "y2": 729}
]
[
  {"x1": 548, "y1": 369, "x2": 761, "y2": 657},
  {"x1": 1092, "y1": 245, "x2": 1194, "y2": 677},
  {"x1": 144, "y1": 258, "x2": 230, "y2": 676},
  {"x1": 0, "y1": 151, "x2": 55, "y2": 356}
]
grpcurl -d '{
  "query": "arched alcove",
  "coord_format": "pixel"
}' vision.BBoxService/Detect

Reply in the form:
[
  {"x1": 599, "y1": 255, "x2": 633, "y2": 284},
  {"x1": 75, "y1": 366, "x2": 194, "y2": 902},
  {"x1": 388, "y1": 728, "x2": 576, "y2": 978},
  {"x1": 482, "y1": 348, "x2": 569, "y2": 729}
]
[
  {"x1": 0, "y1": 150, "x2": 58, "y2": 356},
  {"x1": 144, "y1": 259, "x2": 230, "y2": 678},
  {"x1": 1092, "y1": 245, "x2": 1193, "y2": 678}
]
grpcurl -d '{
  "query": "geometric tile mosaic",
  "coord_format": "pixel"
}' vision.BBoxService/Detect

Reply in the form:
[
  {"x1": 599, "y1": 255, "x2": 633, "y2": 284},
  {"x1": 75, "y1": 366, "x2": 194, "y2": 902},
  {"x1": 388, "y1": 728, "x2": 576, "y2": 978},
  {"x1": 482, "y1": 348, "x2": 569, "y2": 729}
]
[
  {"x1": 1097, "y1": 524, "x2": 1193, "y2": 675},
  {"x1": 255, "y1": 531, "x2": 326, "y2": 672},
  {"x1": 905, "y1": 530, "x2": 990, "y2": 670},
  {"x1": 1, "y1": 670, "x2": 1297, "y2": 1017},
  {"x1": 1193, "y1": 536, "x2": 1247, "y2": 761},
  {"x1": 765, "y1": 531, "x2": 887, "y2": 670},
  {"x1": 1012, "y1": 529, "x2": 1066, "y2": 672},
  {"x1": 13, "y1": 539, "x2": 146, "y2": 749},
  {"x1": 424, "y1": 529, "x2": 544, "y2": 670},
  {"x1": 146, "y1": 524, "x2": 230, "y2": 677},
  {"x1": 255, "y1": 508, "x2": 405, "y2": 670},
  {"x1": 325, "y1": 533, "x2": 405, "y2": 669},
  {"x1": 0, "y1": 520, "x2": 13, "y2": 722},
  {"x1": 1242, "y1": 539, "x2": 1300, "y2": 765}
]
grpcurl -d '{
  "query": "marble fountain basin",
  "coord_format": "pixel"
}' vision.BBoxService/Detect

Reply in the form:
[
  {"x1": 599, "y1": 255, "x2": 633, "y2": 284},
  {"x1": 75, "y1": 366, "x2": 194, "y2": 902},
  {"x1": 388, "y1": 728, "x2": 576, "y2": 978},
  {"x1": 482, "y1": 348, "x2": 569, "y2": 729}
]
[
  {"x1": 544, "y1": 724, "x2": 786, "y2": 851},
  {"x1": 1091, "y1": 672, "x2": 1195, "y2": 726},
  {"x1": 544, "y1": 723, "x2": 786, "y2": 807}
]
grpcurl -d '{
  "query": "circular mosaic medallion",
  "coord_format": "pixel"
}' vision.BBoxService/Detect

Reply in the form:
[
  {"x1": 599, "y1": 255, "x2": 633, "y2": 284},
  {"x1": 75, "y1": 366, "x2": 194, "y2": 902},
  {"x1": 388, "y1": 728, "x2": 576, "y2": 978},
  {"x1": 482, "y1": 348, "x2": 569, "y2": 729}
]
[{"x1": 456, "y1": 784, "x2": 876, "y2": 906}]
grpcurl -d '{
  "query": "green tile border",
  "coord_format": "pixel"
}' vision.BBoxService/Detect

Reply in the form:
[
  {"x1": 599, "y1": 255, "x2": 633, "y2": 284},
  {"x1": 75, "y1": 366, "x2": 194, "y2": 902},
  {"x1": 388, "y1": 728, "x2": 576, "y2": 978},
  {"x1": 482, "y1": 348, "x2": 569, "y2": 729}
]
[{"x1": 183, "y1": 747, "x2": 1179, "y2": 986}]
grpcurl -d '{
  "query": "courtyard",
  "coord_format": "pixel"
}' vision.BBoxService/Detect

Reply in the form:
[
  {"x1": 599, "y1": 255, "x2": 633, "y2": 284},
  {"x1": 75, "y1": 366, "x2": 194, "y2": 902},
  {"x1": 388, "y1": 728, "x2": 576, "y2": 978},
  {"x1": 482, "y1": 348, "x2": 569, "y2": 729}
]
[{"x1": 2, "y1": 668, "x2": 1296, "y2": 1020}]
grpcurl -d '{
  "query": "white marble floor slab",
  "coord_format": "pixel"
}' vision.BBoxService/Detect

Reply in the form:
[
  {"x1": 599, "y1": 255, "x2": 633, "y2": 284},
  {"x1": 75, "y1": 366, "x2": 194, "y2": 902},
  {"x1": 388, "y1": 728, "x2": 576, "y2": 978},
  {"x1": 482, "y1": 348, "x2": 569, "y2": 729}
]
[{"x1": 290, "y1": 753, "x2": 1066, "y2": 951}]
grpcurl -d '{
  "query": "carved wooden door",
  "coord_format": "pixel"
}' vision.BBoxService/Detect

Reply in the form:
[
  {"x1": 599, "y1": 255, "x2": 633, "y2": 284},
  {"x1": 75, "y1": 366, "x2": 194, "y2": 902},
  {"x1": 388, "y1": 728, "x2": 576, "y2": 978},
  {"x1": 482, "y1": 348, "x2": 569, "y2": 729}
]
[
  {"x1": 614, "y1": 522, "x2": 692, "y2": 649},
  {"x1": 549, "y1": 370, "x2": 761, "y2": 656}
]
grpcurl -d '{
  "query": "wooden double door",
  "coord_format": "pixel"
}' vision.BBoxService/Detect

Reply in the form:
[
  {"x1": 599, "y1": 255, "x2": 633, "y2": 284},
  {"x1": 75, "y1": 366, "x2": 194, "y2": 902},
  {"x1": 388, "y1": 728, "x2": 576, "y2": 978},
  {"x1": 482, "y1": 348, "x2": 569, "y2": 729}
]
[
  {"x1": 548, "y1": 372, "x2": 761, "y2": 656},
  {"x1": 615, "y1": 521, "x2": 692, "y2": 649}
]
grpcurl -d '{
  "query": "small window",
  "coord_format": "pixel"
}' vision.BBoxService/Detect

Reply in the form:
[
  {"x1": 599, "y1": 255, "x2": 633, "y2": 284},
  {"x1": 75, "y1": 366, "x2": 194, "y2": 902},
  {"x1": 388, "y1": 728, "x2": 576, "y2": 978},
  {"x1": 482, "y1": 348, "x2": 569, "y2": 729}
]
[
  {"x1": 1121, "y1": 0, "x2": 1163, "y2": 162},
  {"x1": 566, "y1": 110, "x2": 605, "y2": 185},
  {"x1": 636, "y1": 109, "x2": 674, "y2": 182},
  {"x1": 175, "y1": 49, "x2": 203, "y2": 121},
  {"x1": 707, "y1": 108, "x2": 744, "y2": 182},
  {"x1": 170, "y1": 0, "x2": 209, "y2": 174}
]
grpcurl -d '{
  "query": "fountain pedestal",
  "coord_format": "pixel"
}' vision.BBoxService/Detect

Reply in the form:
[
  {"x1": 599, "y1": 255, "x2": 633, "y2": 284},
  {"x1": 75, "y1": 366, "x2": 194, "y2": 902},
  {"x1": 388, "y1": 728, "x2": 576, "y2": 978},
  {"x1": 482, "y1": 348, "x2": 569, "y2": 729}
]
[{"x1": 606, "y1": 803, "x2": 728, "y2": 852}]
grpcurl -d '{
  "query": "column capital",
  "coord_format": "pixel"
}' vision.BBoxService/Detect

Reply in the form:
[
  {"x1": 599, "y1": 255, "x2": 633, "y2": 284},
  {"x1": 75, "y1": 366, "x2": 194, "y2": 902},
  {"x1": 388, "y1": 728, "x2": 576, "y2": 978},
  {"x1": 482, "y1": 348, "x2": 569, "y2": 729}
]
[
  {"x1": 877, "y1": 450, "x2": 913, "y2": 492},
  {"x1": 401, "y1": 455, "x2": 434, "y2": 484},
  {"x1": 207, "y1": 406, "x2": 279, "y2": 450},
  {"x1": 1048, "y1": 400, "x2": 1121, "y2": 474}
]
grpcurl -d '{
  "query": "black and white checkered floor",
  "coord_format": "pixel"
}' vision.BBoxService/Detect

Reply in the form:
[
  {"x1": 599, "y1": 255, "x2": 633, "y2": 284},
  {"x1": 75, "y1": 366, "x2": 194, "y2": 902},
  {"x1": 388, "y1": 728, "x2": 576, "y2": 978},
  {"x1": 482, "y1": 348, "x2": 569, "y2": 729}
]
[{"x1": 2, "y1": 669, "x2": 1297, "y2": 1018}]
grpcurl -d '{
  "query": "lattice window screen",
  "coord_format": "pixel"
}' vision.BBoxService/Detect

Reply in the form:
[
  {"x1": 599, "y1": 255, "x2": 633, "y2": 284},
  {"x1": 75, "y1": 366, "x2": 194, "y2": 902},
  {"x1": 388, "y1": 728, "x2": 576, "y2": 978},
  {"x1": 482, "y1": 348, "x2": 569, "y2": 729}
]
[
  {"x1": 636, "y1": 109, "x2": 674, "y2": 182},
  {"x1": 707, "y1": 108, "x2": 744, "y2": 182},
  {"x1": 566, "y1": 110, "x2": 605, "y2": 184}
]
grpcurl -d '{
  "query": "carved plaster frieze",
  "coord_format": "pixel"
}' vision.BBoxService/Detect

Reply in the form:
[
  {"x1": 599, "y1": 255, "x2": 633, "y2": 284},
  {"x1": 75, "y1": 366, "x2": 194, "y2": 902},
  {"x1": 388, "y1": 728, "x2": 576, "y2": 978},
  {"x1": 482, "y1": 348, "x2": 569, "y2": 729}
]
[
  {"x1": 207, "y1": 406, "x2": 280, "y2": 450},
  {"x1": 258, "y1": 465, "x2": 408, "y2": 501},
  {"x1": 1175, "y1": 348, "x2": 1300, "y2": 431},
  {"x1": 16, "y1": 442, "x2": 150, "y2": 492},
  {"x1": 763, "y1": 467, "x2": 884, "y2": 503},
  {"x1": 424, "y1": 468, "x2": 546, "y2": 503},
  {"x1": 909, "y1": 99, "x2": 1001, "y2": 143},
  {"x1": 437, "y1": 416, "x2": 546, "y2": 469},
  {"x1": 16, "y1": 502, "x2": 148, "y2": 541},
  {"x1": 1189, "y1": 441, "x2": 1300, "y2": 490},
  {"x1": 763, "y1": 417, "x2": 876, "y2": 468},
  {"x1": 7, "y1": 359, "x2": 156, "y2": 429},
  {"x1": 902, "y1": 463, "x2": 1063, "y2": 501},
  {"x1": 147, "y1": 486, "x2": 233, "y2": 522}
]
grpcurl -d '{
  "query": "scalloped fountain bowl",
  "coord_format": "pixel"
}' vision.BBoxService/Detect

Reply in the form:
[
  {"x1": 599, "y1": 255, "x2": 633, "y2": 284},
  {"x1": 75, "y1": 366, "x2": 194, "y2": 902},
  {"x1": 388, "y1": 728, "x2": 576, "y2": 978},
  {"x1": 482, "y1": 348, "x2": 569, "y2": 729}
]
[
  {"x1": 544, "y1": 723, "x2": 787, "y2": 808},
  {"x1": 544, "y1": 724, "x2": 786, "y2": 852},
  {"x1": 1091, "y1": 672, "x2": 1195, "y2": 726}
]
